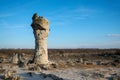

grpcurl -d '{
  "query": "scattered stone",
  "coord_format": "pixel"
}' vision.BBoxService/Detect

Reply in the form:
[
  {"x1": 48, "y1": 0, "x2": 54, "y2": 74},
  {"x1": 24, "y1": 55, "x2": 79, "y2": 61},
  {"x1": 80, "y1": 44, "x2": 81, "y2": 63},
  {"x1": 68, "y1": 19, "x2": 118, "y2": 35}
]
[
  {"x1": 4, "y1": 70, "x2": 12, "y2": 79},
  {"x1": 28, "y1": 65, "x2": 41, "y2": 72},
  {"x1": 91, "y1": 72, "x2": 105, "y2": 79},
  {"x1": 34, "y1": 65, "x2": 41, "y2": 72},
  {"x1": 71, "y1": 63, "x2": 75, "y2": 66},
  {"x1": 12, "y1": 75, "x2": 23, "y2": 80},
  {"x1": 96, "y1": 61, "x2": 101, "y2": 65},
  {"x1": 0, "y1": 66, "x2": 3, "y2": 69},
  {"x1": 111, "y1": 73, "x2": 120, "y2": 80},
  {"x1": 12, "y1": 70, "x2": 17, "y2": 74},
  {"x1": 0, "y1": 69, "x2": 5, "y2": 74},
  {"x1": 80, "y1": 58, "x2": 84, "y2": 63},
  {"x1": 21, "y1": 53, "x2": 25, "y2": 57},
  {"x1": 51, "y1": 63, "x2": 58, "y2": 68},
  {"x1": 0, "y1": 57, "x2": 4, "y2": 63},
  {"x1": 83, "y1": 61, "x2": 95, "y2": 65},
  {"x1": 18, "y1": 61, "x2": 28, "y2": 68},
  {"x1": 66, "y1": 60, "x2": 71, "y2": 64},
  {"x1": 3, "y1": 70, "x2": 23, "y2": 80},
  {"x1": 64, "y1": 65, "x2": 68, "y2": 68},
  {"x1": 42, "y1": 64, "x2": 50, "y2": 70}
]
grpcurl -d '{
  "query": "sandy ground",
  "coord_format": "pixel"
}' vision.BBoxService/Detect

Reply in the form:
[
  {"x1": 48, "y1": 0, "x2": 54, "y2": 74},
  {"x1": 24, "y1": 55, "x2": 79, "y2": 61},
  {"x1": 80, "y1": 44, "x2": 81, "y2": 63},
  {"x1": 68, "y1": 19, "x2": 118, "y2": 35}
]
[
  {"x1": 2, "y1": 66, "x2": 119, "y2": 80},
  {"x1": 0, "y1": 49, "x2": 120, "y2": 80}
]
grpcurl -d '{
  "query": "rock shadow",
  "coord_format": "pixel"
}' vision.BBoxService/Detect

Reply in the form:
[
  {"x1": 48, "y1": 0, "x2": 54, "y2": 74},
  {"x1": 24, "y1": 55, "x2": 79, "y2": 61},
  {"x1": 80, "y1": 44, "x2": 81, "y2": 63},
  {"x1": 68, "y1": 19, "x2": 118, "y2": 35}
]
[
  {"x1": 19, "y1": 72, "x2": 68, "y2": 80},
  {"x1": 0, "y1": 75, "x2": 4, "y2": 80}
]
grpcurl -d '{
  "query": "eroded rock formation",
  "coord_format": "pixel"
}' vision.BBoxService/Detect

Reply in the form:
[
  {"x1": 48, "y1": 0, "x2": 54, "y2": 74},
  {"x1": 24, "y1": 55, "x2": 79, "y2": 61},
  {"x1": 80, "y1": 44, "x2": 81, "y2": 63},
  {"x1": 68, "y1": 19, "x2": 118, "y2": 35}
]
[
  {"x1": 11, "y1": 53, "x2": 19, "y2": 64},
  {"x1": 31, "y1": 13, "x2": 49, "y2": 64}
]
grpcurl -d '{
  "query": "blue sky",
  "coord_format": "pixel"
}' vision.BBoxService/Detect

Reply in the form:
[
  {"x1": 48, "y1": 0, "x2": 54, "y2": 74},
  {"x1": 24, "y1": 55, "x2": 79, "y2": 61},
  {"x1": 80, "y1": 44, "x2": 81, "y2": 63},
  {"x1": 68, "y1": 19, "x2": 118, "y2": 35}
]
[{"x1": 0, "y1": 0, "x2": 120, "y2": 49}]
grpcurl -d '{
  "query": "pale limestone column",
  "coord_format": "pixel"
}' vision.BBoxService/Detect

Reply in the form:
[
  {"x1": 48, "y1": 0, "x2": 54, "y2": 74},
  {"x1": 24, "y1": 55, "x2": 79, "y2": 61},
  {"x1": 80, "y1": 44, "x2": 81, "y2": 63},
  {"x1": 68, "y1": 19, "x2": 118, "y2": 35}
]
[
  {"x1": 11, "y1": 53, "x2": 18, "y2": 64},
  {"x1": 31, "y1": 13, "x2": 49, "y2": 64}
]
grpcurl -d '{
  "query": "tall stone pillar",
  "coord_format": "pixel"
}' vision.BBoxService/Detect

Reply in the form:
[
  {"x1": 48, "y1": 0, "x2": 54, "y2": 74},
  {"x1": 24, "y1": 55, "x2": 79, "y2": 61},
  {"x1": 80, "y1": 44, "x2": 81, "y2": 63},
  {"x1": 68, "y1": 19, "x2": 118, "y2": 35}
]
[{"x1": 31, "y1": 13, "x2": 49, "y2": 64}]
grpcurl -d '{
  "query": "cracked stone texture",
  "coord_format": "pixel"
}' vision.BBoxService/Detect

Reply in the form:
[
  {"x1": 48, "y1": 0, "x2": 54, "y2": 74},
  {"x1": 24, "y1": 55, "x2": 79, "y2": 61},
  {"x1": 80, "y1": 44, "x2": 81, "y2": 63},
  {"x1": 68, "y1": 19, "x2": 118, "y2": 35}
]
[{"x1": 31, "y1": 13, "x2": 49, "y2": 64}]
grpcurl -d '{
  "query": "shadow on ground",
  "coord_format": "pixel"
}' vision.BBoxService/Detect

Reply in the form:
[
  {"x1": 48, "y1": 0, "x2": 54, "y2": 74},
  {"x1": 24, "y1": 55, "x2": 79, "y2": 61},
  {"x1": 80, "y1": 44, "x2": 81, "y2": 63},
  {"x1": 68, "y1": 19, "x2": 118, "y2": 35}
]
[{"x1": 19, "y1": 72, "x2": 67, "y2": 80}]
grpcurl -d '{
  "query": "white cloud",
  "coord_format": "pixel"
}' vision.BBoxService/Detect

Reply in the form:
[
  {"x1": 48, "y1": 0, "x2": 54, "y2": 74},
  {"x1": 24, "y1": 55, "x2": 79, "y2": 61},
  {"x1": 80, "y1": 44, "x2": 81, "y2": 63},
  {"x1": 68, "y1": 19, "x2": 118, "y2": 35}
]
[
  {"x1": 0, "y1": 13, "x2": 15, "y2": 18},
  {"x1": 79, "y1": 41, "x2": 120, "y2": 49},
  {"x1": 0, "y1": 23, "x2": 28, "y2": 29},
  {"x1": 47, "y1": 7, "x2": 97, "y2": 20},
  {"x1": 107, "y1": 34, "x2": 120, "y2": 37},
  {"x1": 0, "y1": 19, "x2": 29, "y2": 29},
  {"x1": 47, "y1": 7, "x2": 97, "y2": 27}
]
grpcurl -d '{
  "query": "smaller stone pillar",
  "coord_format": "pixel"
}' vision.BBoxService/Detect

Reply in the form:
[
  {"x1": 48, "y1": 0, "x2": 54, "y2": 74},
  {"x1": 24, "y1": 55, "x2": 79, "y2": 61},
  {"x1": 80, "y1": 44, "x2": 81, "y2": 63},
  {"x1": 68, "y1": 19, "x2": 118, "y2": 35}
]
[
  {"x1": 11, "y1": 53, "x2": 18, "y2": 64},
  {"x1": 11, "y1": 53, "x2": 22, "y2": 64}
]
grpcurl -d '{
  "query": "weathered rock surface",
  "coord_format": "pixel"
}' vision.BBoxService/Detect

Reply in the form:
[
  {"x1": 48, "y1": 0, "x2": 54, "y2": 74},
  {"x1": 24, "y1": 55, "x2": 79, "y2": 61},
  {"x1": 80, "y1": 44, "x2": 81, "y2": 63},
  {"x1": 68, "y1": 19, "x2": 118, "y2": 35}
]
[
  {"x1": 4, "y1": 70, "x2": 11, "y2": 79},
  {"x1": 31, "y1": 13, "x2": 50, "y2": 64},
  {"x1": 11, "y1": 53, "x2": 19, "y2": 64},
  {"x1": 3, "y1": 70, "x2": 23, "y2": 80},
  {"x1": 28, "y1": 65, "x2": 41, "y2": 72}
]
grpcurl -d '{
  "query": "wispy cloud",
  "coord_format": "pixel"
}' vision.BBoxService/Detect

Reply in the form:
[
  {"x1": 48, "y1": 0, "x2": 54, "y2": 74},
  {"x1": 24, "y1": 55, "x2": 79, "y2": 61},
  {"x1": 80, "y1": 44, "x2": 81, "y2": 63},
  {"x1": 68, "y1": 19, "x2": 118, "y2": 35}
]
[
  {"x1": 49, "y1": 7, "x2": 97, "y2": 18},
  {"x1": 106, "y1": 34, "x2": 120, "y2": 37},
  {"x1": 0, "y1": 20, "x2": 29, "y2": 29},
  {"x1": 47, "y1": 7, "x2": 98, "y2": 26},
  {"x1": 1, "y1": 24, "x2": 29, "y2": 29},
  {"x1": 0, "y1": 23, "x2": 28, "y2": 29},
  {"x1": 0, "y1": 13, "x2": 15, "y2": 18},
  {"x1": 80, "y1": 41, "x2": 120, "y2": 48}
]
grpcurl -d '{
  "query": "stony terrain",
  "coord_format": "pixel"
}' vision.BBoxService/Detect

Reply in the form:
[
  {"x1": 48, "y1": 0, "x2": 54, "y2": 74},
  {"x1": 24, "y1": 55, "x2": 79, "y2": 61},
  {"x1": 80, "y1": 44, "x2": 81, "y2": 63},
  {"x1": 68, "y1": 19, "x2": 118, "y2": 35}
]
[
  {"x1": 0, "y1": 14, "x2": 119, "y2": 80},
  {"x1": 0, "y1": 49, "x2": 120, "y2": 80}
]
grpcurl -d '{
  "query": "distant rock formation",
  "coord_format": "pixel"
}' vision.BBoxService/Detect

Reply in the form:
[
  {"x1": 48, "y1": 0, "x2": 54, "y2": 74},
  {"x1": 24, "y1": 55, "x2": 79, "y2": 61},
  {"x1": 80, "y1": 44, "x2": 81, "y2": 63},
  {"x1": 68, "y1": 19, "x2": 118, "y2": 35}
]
[
  {"x1": 11, "y1": 53, "x2": 23, "y2": 65},
  {"x1": 11, "y1": 53, "x2": 19, "y2": 64},
  {"x1": 31, "y1": 13, "x2": 50, "y2": 64}
]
